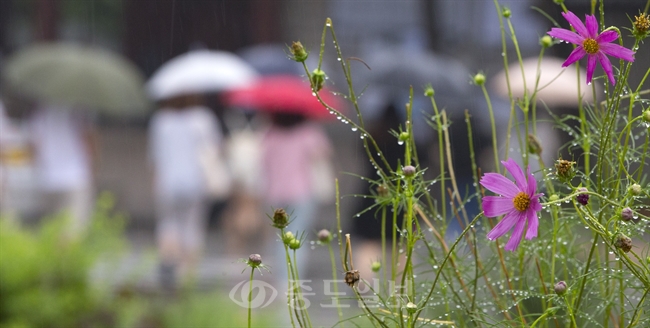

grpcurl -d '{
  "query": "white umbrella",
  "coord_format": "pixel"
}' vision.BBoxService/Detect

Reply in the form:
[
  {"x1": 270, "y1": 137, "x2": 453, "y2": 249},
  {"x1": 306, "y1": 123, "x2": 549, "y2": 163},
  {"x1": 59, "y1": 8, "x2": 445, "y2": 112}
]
[
  {"x1": 491, "y1": 57, "x2": 595, "y2": 106},
  {"x1": 146, "y1": 50, "x2": 259, "y2": 101}
]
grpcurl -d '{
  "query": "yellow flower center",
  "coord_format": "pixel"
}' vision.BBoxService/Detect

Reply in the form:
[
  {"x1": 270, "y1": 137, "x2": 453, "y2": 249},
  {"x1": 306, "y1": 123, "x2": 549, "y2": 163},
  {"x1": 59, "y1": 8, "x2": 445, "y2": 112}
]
[
  {"x1": 513, "y1": 192, "x2": 531, "y2": 212},
  {"x1": 582, "y1": 38, "x2": 599, "y2": 54}
]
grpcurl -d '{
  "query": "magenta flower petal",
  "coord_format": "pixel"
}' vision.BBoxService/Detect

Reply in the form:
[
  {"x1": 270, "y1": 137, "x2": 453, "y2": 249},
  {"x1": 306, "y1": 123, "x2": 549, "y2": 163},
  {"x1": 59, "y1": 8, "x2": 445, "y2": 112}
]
[
  {"x1": 584, "y1": 15, "x2": 599, "y2": 38},
  {"x1": 563, "y1": 47, "x2": 587, "y2": 67},
  {"x1": 525, "y1": 209, "x2": 539, "y2": 239},
  {"x1": 482, "y1": 160, "x2": 543, "y2": 251},
  {"x1": 487, "y1": 210, "x2": 520, "y2": 241},
  {"x1": 504, "y1": 217, "x2": 527, "y2": 251},
  {"x1": 599, "y1": 43, "x2": 636, "y2": 62},
  {"x1": 586, "y1": 54, "x2": 597, "y2": 83},
  {"x1": 547, "y1": 28, "x2": 584, "y2": 44},
  {"x1": 562, "y1": 11, "x2": 589, "y2": 37},
  {"x1": 483, "y1": 196, "x2": 515, "y2": 217},
  {"x1": 480, "y1": 173, "x2": 519, "y2": 198},
  {"x1": 502, "y1": 159, "x2": 527, "y2": 191},
  {"x1": 597, "y1": 52, "x2": 616, "y2": 85},
  {"x1": 548, "y1": 10, "x2": 635, "y2": 85},
  {"x1": 596, "y1": 30, "x2": 619, "y2": 43}
]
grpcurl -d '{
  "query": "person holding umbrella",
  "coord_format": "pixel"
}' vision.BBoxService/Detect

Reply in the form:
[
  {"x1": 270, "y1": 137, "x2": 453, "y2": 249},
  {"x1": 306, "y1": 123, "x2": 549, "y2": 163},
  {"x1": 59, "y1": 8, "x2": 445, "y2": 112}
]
[{"x1": 224, "y1": 75, "x2": 340, "y2": 280}]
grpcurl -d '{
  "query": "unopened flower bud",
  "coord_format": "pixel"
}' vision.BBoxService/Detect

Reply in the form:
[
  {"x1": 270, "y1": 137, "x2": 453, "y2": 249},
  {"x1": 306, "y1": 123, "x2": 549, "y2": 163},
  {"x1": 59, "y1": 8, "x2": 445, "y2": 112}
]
[
  {"x1": 399, "y1": 132, "x2": 409, "y2": 142},
  {"x1": 406, "y1": 302, "x2": 418, "y2": 314},
  {"x1": 248, "y1": 254, "x2": 262, "y2": 267},
  {"x1": 473, "y1": 73, "x2": 486, "y2": 86},
  {"x1": 502, "y1": 7, "x2": 511, "y2": 18},
  {"x1": 289, "y1": 41, "x2": 308, "y2": 62},
  {"x1": 271, "y1": 208, "x2": 290, "y2": 229},
  {"x1": 317, "y1": 229, "x2": 332, "y2": 243},
  {"x1": 371, "y1": 261, "x2": 381, "y2": 272},
  {"x1": 540, "y1": 35, "x2": 553, "y2": 48},
  {"x1": 620, "y1": 207, "x2": 634, "y2": 222},
  {"x1": 377, "y1": 184, "x2": 389, "y2": 198},
  {"x1": 614, "y1": 233, "x2": 632, "y2": 253},
  {"x1": 554, "y1": 281, "x2": 567, "y2": 296},
  {"x1": 549, "y1": 194, "x2": 560, "y2": 202},
  {"x1": 289, "y1": 238, "x2": 302, "y2": 250},
  {"x1": 403, "y1": 165, "x2": 416, "y2": 177},
  {"x1": 628, "y1": 183, "x2": 642, "y2": 196},
  {"x1": 283, "y1": 231, "x2": 295, "y2": 245},
  {"x1": 576, "y1": 187, "x2": 589, "y2": 206},
  {"x1": 424, "y1": 86, "x2": 435, "y2": 97},
  {"x1": 527, "y1": 134, "x2": 542, "y2": 155},
  {"x1": 643, "y1": 110, "x2": 650, "y2": 123},
  {"x1": 311, "y1": 69, "x2": 326, "y2": 91}
]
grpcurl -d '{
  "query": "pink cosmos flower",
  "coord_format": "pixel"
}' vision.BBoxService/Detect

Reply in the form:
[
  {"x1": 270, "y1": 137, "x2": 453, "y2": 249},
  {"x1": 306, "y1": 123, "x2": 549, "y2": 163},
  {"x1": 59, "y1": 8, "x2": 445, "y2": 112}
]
[
  {"x1": 547, "y1": 11, "x2": 635, "y2": 85},
  {"x1": 480, "y1": 159, "x2": 543, "y2": 251}
]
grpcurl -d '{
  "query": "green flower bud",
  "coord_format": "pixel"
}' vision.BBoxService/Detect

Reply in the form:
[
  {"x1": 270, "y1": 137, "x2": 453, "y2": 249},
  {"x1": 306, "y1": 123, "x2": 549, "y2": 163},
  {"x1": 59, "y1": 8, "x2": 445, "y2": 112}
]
[
  {"x1": 642, "y1": 110, "x2": 650, "y2": 123},
  {"x1": 371, "y1": 261, "x2": 381, "y2": 272},
  {"x1": 289, "y1": 238, "x2": 302, "y2": 250},
  {"x1": 283, "y1": 231, "x2": 295, "y2": 245},
  {"x1": 311, "y1": 69, "x2": 326, "y2": 91},
  {"x1": 502, "y1": 7, "x2": 511, "y2": 18},
  {"x1": 549, "y1": 194, "x2": 560, "y2": 202},
  {"x1": 271, "y1": 208, "x2": 290, "y2": 229},
  {"x1": 473, "y1": 73, "x2": 486, "y2": 86},
  {"x1": 405, "y1": 302, "x2": 418, "y2": 314},
  {"x1": 540, "y1": 35, "x2": 553, "y2": 48},
  {"x1": 289, "y1": 41, "x2": 309, "y2": 62},
  {"x1": 424, "y1": 86, "x2": 434, "y2": 97},
  {"x1": 398, "y1": 132, "x2": 409, "y2": 142},
  {"x1": 527, "y1": 134, "x2": 542, "y2": 155},
  {"x1": 628, "y1": 183, "x2": 642, "y2": 196}
]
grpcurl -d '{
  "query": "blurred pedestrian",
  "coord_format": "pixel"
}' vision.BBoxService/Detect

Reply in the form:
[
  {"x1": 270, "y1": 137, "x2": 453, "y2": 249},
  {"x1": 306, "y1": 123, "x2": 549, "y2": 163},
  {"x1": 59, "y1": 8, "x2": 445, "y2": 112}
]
[
  {"x1": 148, "y1": 93, "x2": 229, "y2": 288},
  {"x1": 260, "y1": 112, "x2": 334, "y2": 278},
  {"x1": 28, "y1": 104, "x2": 97, "y2": 236}
]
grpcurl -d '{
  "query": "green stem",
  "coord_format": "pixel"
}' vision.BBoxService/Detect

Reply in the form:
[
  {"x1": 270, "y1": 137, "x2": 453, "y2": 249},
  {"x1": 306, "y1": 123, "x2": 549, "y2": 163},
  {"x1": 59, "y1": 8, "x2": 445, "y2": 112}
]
[
  {"x1": 248, "y1": 267, "x2": 255, "y2": 328},
  {"x1": 327, "y1": 243, "x2": 343, "y2": 321}
]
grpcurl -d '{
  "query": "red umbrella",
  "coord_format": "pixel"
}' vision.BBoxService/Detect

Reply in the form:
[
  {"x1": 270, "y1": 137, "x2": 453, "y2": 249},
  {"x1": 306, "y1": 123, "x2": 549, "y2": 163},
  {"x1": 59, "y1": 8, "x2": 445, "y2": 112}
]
[{"x1": 223, "y1": 75, "x2": 343, "y2": 120}]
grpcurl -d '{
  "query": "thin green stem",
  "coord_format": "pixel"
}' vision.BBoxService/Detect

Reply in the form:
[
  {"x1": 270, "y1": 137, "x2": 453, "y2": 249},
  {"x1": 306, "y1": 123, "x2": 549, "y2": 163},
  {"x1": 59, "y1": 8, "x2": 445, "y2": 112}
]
[{"x1": 248, "y1": 267, "x2": 255, "y2": 328}]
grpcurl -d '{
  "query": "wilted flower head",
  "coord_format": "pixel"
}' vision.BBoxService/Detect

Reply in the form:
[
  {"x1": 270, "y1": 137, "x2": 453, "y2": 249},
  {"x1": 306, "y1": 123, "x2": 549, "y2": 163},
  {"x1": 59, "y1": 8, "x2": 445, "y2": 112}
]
[
  {"x1": 480, "y1": 159, "x2": 543, "y2": 251},
  {"x1": 614, "y1": 233, "x2": 632, "y2": 253},
  {"x1": 555, "y1": 158, "x2": 576, "y2": 182},
  {"x1": 633, "y1": 13, "x2": 650, "y2": 36},
  {"x1": 547, "y1": 11, "x2": 635, "y2": 85}
]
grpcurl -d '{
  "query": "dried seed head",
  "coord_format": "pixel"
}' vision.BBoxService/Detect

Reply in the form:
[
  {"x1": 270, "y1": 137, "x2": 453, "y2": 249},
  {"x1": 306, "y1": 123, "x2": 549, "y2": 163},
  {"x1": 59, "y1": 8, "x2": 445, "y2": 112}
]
[
  {"x1": 554, "y1": 281, "x2": 567, "y2": 296},
  {"x1": 555, "y1": 158, "x2": 576, "y2": 181},
  {"x1": 344, "y1": 270, "x2": 360, "y2": 287},
  {"x1": 614, "y1": 233, "x2": 632, "y2": 253}
]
